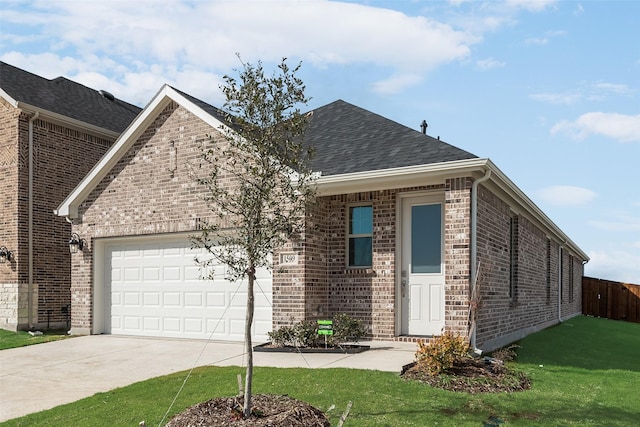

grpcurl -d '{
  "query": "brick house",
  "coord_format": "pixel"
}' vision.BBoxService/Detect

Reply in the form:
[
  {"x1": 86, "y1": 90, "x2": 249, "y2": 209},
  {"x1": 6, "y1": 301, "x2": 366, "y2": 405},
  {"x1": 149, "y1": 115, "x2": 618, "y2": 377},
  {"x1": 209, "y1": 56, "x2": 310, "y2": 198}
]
[
  {"x1": 56, "y1": 85, "x2": 588, "y2": 351},
  {"x1": 0, "y1": 62, "x2": 141, "y2": 331}
]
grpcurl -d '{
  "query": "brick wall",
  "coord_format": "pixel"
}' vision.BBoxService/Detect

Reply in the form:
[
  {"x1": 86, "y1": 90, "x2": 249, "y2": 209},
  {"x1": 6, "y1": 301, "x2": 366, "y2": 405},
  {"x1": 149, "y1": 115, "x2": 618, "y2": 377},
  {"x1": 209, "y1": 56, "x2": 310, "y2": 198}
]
[
  {"x1": 289, "y1": 181, "x2": 468, "y2": 341},
  {"x1": 62, "y1": 101, "x2": 584, "y2": 345},
  {"x1": 0, "y1": 98, "x2": 116, "y2": 331},
  {"x1": 444, "y1": 177, "x2": 472, "y2": 336},
  {"x1": 475, "y1": 185, "x2": 583, "y2": 351},
  {"x1": 0, "y1": 100, "x2": 21, "y2": 329},
  {"x1": 71, "y1": 103, "x2": 232, "y2": 331}
]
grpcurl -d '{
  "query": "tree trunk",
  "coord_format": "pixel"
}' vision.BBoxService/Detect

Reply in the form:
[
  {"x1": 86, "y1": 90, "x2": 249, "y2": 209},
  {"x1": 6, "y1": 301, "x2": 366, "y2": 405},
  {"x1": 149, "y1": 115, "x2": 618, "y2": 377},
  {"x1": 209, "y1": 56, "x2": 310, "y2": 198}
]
[{"x1": 243, "y1": 263, "x2": 255, "y2": 418}]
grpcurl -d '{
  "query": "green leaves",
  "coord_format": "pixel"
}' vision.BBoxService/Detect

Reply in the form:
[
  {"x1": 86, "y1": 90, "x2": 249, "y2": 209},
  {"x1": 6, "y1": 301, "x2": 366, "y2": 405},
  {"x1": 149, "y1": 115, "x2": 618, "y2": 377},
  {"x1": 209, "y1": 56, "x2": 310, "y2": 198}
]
[{"x1": 192, "y1": 54, "x2": 315, "y2": 285}]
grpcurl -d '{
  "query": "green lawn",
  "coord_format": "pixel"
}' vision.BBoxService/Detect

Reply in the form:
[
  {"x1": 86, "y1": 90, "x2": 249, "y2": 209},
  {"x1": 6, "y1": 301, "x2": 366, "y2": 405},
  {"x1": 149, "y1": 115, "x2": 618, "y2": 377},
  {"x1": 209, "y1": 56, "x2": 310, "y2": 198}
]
[
  {"x1": 2, "y1": 316, "x2": 638, "y2": 426},
  {"x1": 0, "y1": 329, "x2": 71, "y2": 350}
]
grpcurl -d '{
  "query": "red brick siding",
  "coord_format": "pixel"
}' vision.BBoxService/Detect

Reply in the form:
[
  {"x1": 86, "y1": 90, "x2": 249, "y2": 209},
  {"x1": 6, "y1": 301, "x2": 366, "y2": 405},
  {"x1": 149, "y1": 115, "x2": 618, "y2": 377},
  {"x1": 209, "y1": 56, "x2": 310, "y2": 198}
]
[
  {"x1": 0, "y1": 98, "x2": 115, "y2": 330},
  {"x1": 444, "y1": 177, "x2": 472, "y2": 336},
  {"x1": 71, "y1": 103, "x2": 241, "y2": 331},
  {"x1": 0, "y1": 100, "x2": 21, "y2": 329},
  {"x1": 475, "y1": 185, "x2": 583, "y2": 350},
  {"x1": 64, "y1": 102, "x2": 584, "y2": 346}
]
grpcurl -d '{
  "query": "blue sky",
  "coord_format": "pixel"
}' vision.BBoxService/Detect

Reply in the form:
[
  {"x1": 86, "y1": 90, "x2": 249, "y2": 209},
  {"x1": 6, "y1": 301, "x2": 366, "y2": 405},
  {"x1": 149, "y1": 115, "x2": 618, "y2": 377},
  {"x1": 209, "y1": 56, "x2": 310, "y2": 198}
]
[{"x1": 2, "y1": 0, "x2": 639, "y2": 283}]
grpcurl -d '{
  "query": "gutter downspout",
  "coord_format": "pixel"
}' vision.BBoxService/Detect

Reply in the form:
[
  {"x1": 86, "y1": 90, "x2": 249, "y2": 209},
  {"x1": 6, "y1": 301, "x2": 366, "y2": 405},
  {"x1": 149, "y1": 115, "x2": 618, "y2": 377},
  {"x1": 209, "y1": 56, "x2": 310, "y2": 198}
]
[
  {"x1": 28, "y1": 111, "x2": 39, "y2": 328},
  {"x1": 470, "y1": 168, "x2": 491, "y2": 352}
]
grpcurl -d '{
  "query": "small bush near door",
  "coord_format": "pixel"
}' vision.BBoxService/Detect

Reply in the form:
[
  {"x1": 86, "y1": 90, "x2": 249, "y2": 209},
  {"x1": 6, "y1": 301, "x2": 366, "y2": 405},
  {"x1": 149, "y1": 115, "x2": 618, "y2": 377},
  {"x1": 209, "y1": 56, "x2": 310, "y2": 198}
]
[
  {"x1": 415, "y1": 331, "x2": 470, "y2": 375},
  {"x1": 268, "y1": 314, "x2": 366, "y2": 348}
]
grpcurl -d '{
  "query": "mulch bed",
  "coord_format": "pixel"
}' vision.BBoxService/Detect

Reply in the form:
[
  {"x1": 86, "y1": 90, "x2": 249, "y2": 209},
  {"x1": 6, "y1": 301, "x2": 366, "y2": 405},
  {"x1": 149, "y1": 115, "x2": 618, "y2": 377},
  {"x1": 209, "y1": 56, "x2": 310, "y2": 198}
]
[
  {"x1": 402, "y1": 357, "x2": 531, "y2": 394},
  {"x1": 165, "y1": 394, "x2": 330, "y2": 426},
  {"x1": 254, "y1": 343, "x2": 369, "y2": 353}
]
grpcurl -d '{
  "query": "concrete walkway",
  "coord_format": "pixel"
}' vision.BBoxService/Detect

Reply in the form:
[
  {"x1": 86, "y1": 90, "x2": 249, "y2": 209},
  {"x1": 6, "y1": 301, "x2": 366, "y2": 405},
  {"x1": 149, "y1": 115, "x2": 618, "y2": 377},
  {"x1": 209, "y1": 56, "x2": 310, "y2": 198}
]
[{"x1": 0, "y1": 335, "x2": 415, "y2": 422}]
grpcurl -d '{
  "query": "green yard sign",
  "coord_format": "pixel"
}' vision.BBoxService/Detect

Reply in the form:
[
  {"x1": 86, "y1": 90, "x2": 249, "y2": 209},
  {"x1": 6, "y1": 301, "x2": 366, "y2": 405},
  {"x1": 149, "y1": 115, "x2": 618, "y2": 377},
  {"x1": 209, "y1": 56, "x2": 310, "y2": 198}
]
[{"x1": 317, "y1": 319, "x2": 333, "y2": 335}]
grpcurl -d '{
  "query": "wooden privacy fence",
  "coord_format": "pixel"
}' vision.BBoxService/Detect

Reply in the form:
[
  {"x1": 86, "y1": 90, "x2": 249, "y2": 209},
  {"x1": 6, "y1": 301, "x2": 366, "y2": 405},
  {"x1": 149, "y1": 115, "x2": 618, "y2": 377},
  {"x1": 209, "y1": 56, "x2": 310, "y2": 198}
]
[{"x1": 582, "y1": 276, "x2": 640, "y2": 323}]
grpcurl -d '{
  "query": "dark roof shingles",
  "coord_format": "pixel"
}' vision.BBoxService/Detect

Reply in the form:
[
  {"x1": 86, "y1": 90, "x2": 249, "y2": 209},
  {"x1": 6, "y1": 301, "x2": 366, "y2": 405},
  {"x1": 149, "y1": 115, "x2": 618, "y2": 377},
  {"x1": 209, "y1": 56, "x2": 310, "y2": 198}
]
[
  {"x1": 304, "y1": 100, "x2": 477, "y2": 176},
  {"x1": 0, "y1": 61, "x2": 141, "y2": 133}
]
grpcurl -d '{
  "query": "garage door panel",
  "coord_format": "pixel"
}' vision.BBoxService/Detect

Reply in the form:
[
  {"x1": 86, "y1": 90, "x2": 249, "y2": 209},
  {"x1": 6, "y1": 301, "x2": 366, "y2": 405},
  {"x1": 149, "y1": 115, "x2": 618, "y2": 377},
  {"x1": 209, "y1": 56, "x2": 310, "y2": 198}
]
[
  {"x1": 184, "y1": 292, "x2": 203, "y2": 307},
  {"x1": 255, "y1": 319, "x2": 271, "y2": 336},
  {"x1": 206, "y1": 292, "x2": 226, "y2": 307},
  {"x1": 124, "y1": 249, "x2": 141, "y2": 258},
  {"x1": 124, "y1": 268, "x2": 140, "y2": 282},
  {"x1": 206, "y1": 319, "x2": 226, "y2": 334},
  {"x1": 184, "y1": 318, "x2": 203, "y2": 333},
  {"x1": 123, "y1": 316, "x2": 140, "y2": 330},
  {"x1": 143, "y1": 292, "x2": 160, "y2": 306},
  {"x1": 123, "y1": 292, "x2": 140, "y2": 306},
  {"x1": 163, "y1": 317, "x2": 181, "y2": 332},
  {"x1": 184, "y1": 265, "x2": 203, "y2": 281},
  {"x1": 106, "y1": 237, "x2": 272, "y2": 342},
  {"x1": 143, "y1": 267, "x2": 160, "y2": 281},
  {"x1": 144, "y1": 317, "x2": 161, "y2": 331},
  {"x1": 143, "y1": 247, "x2": 161, "y2": 257},
  {"x1": 163, "y1": 292, "x2": 181, "y2": 306}
]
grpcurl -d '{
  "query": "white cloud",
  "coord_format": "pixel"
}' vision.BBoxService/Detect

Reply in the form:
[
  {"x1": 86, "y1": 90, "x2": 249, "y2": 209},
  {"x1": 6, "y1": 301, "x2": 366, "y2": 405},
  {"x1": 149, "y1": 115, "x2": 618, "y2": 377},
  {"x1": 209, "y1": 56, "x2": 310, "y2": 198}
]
[
  {"x1": 586, "y1": 249, "x2": 640, "y2": 285},
  {"x1": 525, "y1": 37, "x2": 549, "y2": 45},
  {"x1": 589, "y1": 211, "x2": 640, "y2": 232},
  {"x1": 593, "y1": 82, "x2": 633, "y2": 95},
  {"x1": 544, "y1": 29, "x2": 566, "y2": 37},
  {"x1": 371, "y1": 73, "x2": 423, "y2": 95},
  {"x1": 530, "y1": 91, "x2": 581, "y2": 105},
  {"x1": 476, "y1": 57, "x2": 506, "y2": 70},
  {"x1": 530, "y1": 81, "x2": 633, "y2": 107},
  {"x1": 505, "y1": 0, "x2": 557, "y2": 12},
  {"x1": 551, "y1": 112, "x2": 640, "y2": 143},
  {"x1": 1, "y1": 0, "x2": 478, "y2": 100},
  {"x1": 537, "y1": 185, "x2": 597, "y2": 206}
]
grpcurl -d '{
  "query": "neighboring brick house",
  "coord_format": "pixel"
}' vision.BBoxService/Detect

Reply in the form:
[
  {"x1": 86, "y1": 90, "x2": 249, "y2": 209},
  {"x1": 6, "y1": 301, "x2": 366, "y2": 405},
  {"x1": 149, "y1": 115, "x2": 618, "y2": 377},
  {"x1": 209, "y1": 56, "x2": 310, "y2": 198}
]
[
  {"x1": 56, "y1": 85, "x2": 588, "y2": 351},
  {"x1": 0, "y1": 62, "x2": 141, "y2": 331}
]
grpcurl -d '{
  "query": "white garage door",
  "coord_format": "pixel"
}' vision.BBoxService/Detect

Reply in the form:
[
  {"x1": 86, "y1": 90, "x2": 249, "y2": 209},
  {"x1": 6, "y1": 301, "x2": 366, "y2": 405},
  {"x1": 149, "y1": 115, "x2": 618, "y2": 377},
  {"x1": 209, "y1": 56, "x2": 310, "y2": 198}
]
[{"x1": 105, "y1": 235, "x2": 272, "y2": 342}]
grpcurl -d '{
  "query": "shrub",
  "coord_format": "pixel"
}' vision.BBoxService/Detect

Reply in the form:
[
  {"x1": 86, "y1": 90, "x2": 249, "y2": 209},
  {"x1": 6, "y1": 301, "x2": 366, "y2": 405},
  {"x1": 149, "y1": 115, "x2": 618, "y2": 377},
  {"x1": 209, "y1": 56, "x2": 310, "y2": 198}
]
[
  {"x1": 415, "y1": 331, "x2": 470, "y2": 375},
  {"x1": 267, "y1": 325, "x2": 295, "y2": 347},
  {"x1": 267, "y1": 314, "x2": 366, "y2": 348},
  {"x1": 293, "y1": 320, "x2": 318, "y2": 347},
  {"x1": 329, "y1": 313, "x2": 366, "y2": 345},
  {"x1": 490, "y1": 344, "x2": 520, "y2": 363}
]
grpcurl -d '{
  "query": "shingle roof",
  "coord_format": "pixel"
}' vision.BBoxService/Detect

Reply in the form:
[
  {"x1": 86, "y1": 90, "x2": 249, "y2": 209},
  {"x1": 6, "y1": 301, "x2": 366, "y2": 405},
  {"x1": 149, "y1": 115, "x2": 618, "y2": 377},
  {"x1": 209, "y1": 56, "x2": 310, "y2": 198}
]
[
  {"x1": 170, "y1": 86, "x2": 228, "y2": 124},
  {"x1": 0, "y1": 61, "x2": 141, "y2": 133},
  {"x1": 304, "y1": 100, "x2": 477, "y2": 176}
]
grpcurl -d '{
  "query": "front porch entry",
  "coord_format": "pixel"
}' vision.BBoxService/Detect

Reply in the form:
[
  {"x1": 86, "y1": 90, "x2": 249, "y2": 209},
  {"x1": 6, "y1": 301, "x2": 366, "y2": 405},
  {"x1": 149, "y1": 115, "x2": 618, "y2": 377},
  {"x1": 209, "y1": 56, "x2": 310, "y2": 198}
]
[{"x1": 399, "y1": 194, "x2": 445, "y2": 336}]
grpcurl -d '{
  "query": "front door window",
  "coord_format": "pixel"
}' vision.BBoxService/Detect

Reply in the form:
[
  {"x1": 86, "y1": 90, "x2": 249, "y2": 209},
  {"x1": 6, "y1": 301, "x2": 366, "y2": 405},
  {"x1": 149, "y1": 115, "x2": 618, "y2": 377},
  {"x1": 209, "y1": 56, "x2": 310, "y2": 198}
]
[{"x1": 411, "y1": 204, "x2": 442, "y2": 274}]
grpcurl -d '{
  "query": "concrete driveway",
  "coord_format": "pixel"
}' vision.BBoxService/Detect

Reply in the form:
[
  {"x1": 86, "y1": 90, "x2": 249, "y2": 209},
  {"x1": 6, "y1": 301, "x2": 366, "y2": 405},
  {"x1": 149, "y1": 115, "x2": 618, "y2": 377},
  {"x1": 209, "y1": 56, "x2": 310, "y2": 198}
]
[{"x1": 0, "y1": 335, "x2": 415, "y2": 422}]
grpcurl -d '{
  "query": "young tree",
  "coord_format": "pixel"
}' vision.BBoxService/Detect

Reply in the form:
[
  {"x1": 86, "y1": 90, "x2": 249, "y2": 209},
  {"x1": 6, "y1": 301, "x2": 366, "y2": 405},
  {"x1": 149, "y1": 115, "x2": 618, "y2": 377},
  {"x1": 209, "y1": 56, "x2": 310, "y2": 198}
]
[{"x1": 192, "y1": 56, "x2": 315, "y2": 418}]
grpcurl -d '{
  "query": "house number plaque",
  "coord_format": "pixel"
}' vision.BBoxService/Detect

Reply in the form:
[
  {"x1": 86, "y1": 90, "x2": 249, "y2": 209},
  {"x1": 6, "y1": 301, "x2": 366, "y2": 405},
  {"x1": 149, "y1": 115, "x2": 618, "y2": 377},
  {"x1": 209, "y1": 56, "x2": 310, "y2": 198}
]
[{"x1": 279, "y1": 253, "x2": 298, "y2": 265}]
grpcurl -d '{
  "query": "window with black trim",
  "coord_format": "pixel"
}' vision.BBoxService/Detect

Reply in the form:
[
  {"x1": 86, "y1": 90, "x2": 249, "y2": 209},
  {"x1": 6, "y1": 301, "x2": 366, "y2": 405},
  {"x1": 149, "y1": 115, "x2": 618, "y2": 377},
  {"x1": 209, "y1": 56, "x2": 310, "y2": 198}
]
[
  {"x1": 509, "y1": 214, "x2": 519, "y2": 301},
  {"x1": 569, "y1": 255, "x2": 574, "y2": 301},
  {"x1": 347, "y1": 205, "x2": 372, "y2": 267},
  {"x1": 546, "y1": 238, "x2": 552, "y2": 304},
  {"x1": 559, "y1": 247, "x2": 564, "y2": 302}
]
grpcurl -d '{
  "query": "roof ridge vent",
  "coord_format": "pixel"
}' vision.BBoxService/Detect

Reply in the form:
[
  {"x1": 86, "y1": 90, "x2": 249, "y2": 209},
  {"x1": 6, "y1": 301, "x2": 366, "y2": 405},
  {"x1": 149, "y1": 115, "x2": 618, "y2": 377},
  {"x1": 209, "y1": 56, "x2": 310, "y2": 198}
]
[{"x1": 99, "y1": 90, "x2": 115, "y2": 101}]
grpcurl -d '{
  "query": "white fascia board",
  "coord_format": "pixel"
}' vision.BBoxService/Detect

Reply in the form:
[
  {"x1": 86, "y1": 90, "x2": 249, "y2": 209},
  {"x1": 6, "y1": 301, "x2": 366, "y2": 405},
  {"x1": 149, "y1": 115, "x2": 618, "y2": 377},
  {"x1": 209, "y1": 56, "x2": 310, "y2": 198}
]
[
  {"x1": 316, "y1": 158, "x2": 490, "y2": 196},
  {"x1": 482, "y1": 160, "x2": 589, "y2": 262},
  {"x1": 55, "y1": 85, "x2": 227, "y2": 218},
  {"x1": 316, "y1": 157, "x2": 588, "y2": 262},
  {"x1": 0, "y1": 88, "x2": 18, "y2": 107}
]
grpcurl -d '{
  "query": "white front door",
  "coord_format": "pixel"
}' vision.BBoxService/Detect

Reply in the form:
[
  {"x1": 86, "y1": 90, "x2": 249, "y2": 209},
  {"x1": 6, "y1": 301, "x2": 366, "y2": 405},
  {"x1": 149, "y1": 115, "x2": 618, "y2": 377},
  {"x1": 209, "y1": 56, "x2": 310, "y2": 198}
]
[{"x1": 400, "y1": 195, "x2": 445, "y2": 336}]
